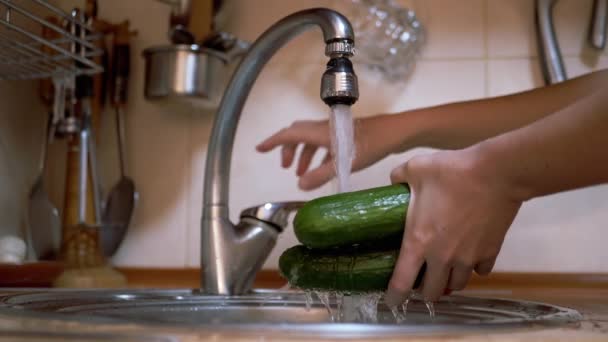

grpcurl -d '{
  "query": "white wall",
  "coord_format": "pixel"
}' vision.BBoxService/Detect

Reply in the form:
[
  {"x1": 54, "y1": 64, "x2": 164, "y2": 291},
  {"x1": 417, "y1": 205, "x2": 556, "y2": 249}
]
[{"x1": 30, "y1": 0, "x2": 608, "y2": 272}]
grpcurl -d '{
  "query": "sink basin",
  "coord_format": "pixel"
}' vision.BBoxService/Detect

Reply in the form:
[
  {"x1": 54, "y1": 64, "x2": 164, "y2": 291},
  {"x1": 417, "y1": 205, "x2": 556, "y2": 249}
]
[{"x1": 0, "y1": 290, "x2": 581, "y2": 339}]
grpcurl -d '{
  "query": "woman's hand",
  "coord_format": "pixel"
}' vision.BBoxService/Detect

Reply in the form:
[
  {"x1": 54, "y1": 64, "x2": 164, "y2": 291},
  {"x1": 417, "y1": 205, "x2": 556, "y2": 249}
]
[
  {"x1": 385, "y1": 147, "x2": 523, "y2": 305},
  {"x1": 257, "y1": 115, "x2": 406, "y2": 190}
]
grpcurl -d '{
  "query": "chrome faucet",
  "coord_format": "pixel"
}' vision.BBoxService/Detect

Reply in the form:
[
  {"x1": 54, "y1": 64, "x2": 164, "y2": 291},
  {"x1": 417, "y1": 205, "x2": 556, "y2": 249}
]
[
  {"x1": 201, "y1": 8, "x2": 359, "y2": 295},
  {"x1": 535, "y1": 0, "x2": 607, "y2": 85},
  {"x1": 536, "y1": 0, "x2": 566, "y2": 84}
]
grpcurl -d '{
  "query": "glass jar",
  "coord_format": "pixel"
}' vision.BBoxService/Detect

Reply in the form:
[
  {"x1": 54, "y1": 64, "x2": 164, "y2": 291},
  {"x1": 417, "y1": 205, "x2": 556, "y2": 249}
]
[{"x1": 336, "y1": 0, "x2": 426, "y2": 82}]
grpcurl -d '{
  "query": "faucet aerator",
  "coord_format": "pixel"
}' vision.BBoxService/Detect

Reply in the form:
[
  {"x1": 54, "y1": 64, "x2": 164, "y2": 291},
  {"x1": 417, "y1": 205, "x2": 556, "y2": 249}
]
[{"x1": 321, "y1": 56, "x2": 359, "y2": 106}]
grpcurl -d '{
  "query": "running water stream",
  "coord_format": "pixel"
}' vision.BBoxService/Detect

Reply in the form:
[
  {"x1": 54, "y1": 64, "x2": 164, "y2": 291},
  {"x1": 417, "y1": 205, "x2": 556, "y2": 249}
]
[
  {"x1": 304, "y1": 105, "x2": 436, "y2": 323},
  {"x1": 329, "y1": 104, "x2": 355, "y2": 193}
]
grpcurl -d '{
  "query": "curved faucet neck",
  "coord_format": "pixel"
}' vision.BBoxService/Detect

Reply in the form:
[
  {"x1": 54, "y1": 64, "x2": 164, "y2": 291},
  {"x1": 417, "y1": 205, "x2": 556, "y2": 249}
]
[
  {"x1": 201, "y1": 8, "x2": 355, "y2": 295},
  {"x1": 202, "y1": 8, "x2": 354, "y2": 213}
]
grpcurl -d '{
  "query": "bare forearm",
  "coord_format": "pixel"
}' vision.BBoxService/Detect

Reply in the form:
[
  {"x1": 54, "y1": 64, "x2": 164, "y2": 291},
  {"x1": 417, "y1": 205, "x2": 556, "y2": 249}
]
[
  {"x1": 474, "y1": 85, "x2": 608, "y2": 201},
  {"x1": 390, "y1": 70, "x2": 608, "y2": 152}
]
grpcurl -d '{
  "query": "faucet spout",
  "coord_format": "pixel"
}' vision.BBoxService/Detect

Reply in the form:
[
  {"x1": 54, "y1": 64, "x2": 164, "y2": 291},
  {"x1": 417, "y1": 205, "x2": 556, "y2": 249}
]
[
  {"x1": 203, "y1": 8, "x2": 355, "y2": 208},
  {"x1": 201, "y1": 8, "x2": 357, "y2": 295}
]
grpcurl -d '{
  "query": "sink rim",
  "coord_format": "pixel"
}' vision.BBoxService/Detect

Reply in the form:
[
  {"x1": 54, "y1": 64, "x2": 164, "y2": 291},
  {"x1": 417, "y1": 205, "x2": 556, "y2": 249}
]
[{"x1": 0, "y1": 289, "x2": 583, "y2": 338}]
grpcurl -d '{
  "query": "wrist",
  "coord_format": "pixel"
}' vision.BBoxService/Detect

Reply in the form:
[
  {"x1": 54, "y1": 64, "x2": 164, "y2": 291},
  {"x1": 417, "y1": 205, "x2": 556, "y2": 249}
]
[
  {"x1": 466, "y1": 140, "x2": 534, "y2": 203},
  {"x1": 385, "y1": 109, "x2": 435, "y2": 153},
  {"x1": 358, "y1": 113, "x2": 412, "y2": 156}
]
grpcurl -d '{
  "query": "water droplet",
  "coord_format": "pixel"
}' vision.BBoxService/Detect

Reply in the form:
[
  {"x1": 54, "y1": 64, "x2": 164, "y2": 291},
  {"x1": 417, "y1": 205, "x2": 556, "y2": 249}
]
[
  {"x1": 358, "y1": 292, "x2": 383, "y2": 323},
  {"x1": 425, "y1": 300, "x2": 436, "y2": 320},
  {"x1": 314, "y1": 291, "x2": 334, "y2": 321},
  {"x1": 341, "y1": 294, "x2": 358, "y2": 322},
  {"x1": 390, "y1": 305, "x2": 405, "y2": 323},
  {"x1": 335, "y1": 292, "x2": 345, "y2": 322},
  {"x1": 401, "y1": 298, "x2": 410, "y2": 319},
  {"x1": 304, "y1": 291, "x2": 313, "y2": 312}
]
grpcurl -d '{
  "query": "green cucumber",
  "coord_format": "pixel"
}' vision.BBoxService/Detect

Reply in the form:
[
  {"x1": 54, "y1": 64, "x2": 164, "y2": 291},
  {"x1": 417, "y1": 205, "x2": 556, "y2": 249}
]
[
  {"x1": 279, "y1": 245, "x2": 426, "y2": 292},
  {"x1": 293, "y1": 184, "x2": 410, "y2": 249},
  {"x1": 279, "y1": 245, "x2": 398, "y2": 292}
]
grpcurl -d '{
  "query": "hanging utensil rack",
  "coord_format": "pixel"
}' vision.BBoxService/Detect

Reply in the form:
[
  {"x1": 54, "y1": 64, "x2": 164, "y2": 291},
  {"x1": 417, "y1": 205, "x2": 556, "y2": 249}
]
[{"x1": 0, "y1": 0, "x2": 103, "y2": 80}]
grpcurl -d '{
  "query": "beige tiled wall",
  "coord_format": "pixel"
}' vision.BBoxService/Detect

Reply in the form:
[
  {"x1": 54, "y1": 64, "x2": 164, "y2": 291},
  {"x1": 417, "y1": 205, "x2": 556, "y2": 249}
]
[
  {"x1": 0, "y1": 0, "x2": 56, "y2": 246},
  {"x1": 18, "y1": 0, "x2": 607, "y2": 271},
  {"x1": 0, "y1": 82, "x2": 46, "y2": 241}
]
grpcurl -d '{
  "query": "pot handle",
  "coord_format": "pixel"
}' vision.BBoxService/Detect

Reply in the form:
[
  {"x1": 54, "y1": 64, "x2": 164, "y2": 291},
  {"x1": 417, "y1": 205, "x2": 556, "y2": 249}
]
[
  {"x1": 224, "y1": 38, "x2": 250, "y2": 62},
  {"x1": 203, "y1": 32, "x2": 251, "y2": 63}
]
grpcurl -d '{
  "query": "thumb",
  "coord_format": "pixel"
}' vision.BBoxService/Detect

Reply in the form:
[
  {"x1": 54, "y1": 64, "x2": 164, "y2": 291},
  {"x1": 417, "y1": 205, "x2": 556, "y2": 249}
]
[{"x1": 390, "y1": 161, "x2": 413, "y2": 184}]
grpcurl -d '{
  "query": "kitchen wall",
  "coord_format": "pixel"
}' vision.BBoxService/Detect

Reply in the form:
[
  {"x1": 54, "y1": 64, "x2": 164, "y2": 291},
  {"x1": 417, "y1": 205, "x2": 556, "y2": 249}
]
[
  {"x1": 0, "y1": 1, "x2": 57, "y2": 244},
  {"x1": 0, "y1": 82, "x2": 46, "y2": 241},
  {"x1": 34, "y1": 0, "x2": 608, "y2": 272}
]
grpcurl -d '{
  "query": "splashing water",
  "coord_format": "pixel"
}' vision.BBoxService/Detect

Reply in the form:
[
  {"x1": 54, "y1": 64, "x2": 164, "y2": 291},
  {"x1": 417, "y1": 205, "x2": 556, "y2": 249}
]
[
  {"x1": 339, "y1": 293, "x2": 383, "y2": 323},
  {"x1": 402, "y1": 298, "x2": 410, "y2": 319},
  {"x1": 304, "y1": 291, "x2": 314, "y2": 312},
  {"x1": 401, "y1": 292, "x2": 436, "y2": 321},
  {"x1": 295, "y1": 287, "x2": 438, "y2": 323},
  {"x1": 390, "y1": 305, "x2": 405, "y2": 323},
  {"x1": 329, "y1": 104, "x2": 355, "y2": 193},
  {"x1": 341, "y1": 294, "x2": 358, "y2": 322},
  {"x1": 359, "y1": 293, "x2": 383, "y2": 323},
  {"x1": 335, "y1": 292, "x2": 345, "y2": 322},
  {"x1": 314, "y1": 291, "x2": 335, "y2": 321},
  {"x1": 411, "y1": 291, "x2": 436, "y2": 320},
  {"x1": 294, "y1": 106, "x2": 441, "y2": 324},
  {"x1": 425, "y1": 301, "x2": 436, "y2": 320}
]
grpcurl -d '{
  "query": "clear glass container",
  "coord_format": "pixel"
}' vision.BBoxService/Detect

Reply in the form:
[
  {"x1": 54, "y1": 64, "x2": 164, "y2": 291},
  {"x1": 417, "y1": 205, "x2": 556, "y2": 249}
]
[{"x1": 336, "y1": 0, "x2": 426, "y2": 82}]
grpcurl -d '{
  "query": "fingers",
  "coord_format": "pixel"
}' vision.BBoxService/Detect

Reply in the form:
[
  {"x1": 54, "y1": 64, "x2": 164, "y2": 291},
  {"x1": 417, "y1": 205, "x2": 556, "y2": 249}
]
[
  {"x1": 447, "y1": 265, "x2": 473, "y2": 291},
  {"x1": 256, "y1": 128, "x2": 287, "y2": 152},
  {"x1": 296, "y1": 145, "x2": 318, "y2": 176},
  {"x1": 420, "y1": 261, "x2": 451, "y2": 302},
  {"x1": 390, "y1": 161, "x2": 411, "y2": 184},
  {"x1": 385, "y1": 165, "x2": 420, "y2": 307},
  {"x1": 281, "y1": 144, "x2": 297, "y2": 168},
  {"x1": 385, "y1": 239, "x2": 425, "y2": 306},
  {"x1": 474, "y1": 258, "x2": 497, "y2": 276},
  {"x1": 298, "y1": 157, "x2": 335, "y2": 190},
  {"x1": 257, "y1": 121, "x2": 331, "y2": 189},
  {"x1": 256, "y1": 121, "x2": 327, "y2": 153}
]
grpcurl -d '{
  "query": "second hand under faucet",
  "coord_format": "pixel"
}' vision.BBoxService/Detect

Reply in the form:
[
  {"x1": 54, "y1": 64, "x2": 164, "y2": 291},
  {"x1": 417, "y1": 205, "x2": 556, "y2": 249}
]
[{"x1": 201, "y1": 8, "x2": 359, "y2": 295}]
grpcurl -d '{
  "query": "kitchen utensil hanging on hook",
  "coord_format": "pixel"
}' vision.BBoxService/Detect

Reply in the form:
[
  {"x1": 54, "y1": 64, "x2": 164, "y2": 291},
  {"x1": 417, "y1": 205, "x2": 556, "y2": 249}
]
[
  {"x1": 144, "y1": 0, "x2": 249, "y2": 108},
  {"x1": 167, "y1": 0, "x2": 214, "y2": 44},
  {"x1": 143, "y1": 34, "x2": 249, "y2": 106},
  {"x1": 26, "y1": 105, "x2": 61, "y2": 261},
  {"x1": 101, "y1": 21, "x2": 138, "y2": 257},
  {"x1": 53, "y1": 7, "x2": 126, "y2": 288},
  {"x1": 26, "y1": 19, "x2": 66, "y2": 261}
]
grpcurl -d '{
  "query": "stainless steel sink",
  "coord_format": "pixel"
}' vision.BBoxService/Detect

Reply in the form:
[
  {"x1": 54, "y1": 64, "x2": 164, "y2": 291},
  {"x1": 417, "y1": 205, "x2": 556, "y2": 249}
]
[{"x1": 0, "y1": 290, "x2": 581, "y2": 340}]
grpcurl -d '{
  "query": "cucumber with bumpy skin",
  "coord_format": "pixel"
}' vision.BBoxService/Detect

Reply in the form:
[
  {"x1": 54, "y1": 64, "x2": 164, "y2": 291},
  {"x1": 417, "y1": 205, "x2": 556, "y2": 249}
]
[{"x1": 293, "y1": 184, "x2": 410, "y2": 249}]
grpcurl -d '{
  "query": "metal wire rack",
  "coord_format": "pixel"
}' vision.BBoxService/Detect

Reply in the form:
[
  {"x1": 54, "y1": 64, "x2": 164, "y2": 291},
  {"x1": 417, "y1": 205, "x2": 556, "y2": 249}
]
[{"x1": 0, "y1": 0, "x2": 103, "y2": 80}]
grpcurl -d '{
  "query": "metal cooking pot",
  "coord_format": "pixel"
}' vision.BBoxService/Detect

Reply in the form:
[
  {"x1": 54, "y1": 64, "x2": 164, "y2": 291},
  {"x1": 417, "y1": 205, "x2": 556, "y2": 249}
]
[{"x1": 142, "y1": 34, "x2": 249, "y2": 107}]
